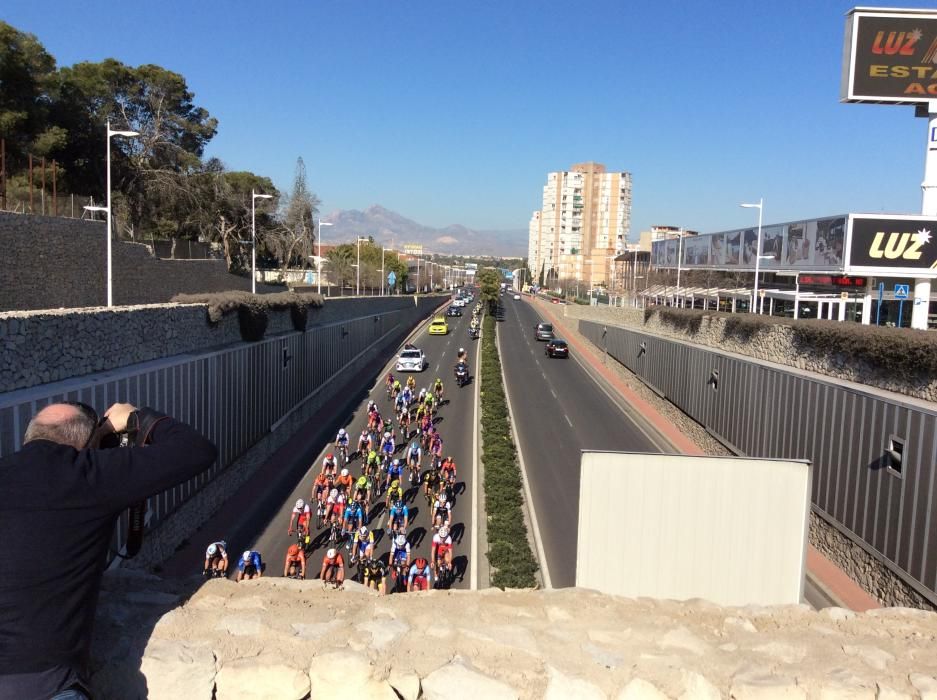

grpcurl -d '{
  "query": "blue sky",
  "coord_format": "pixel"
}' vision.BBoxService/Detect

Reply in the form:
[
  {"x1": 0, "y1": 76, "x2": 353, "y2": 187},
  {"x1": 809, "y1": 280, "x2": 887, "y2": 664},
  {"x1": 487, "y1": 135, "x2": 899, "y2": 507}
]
[{"x1": 3, "y1": 1, "x2": 930, "y2": 242}]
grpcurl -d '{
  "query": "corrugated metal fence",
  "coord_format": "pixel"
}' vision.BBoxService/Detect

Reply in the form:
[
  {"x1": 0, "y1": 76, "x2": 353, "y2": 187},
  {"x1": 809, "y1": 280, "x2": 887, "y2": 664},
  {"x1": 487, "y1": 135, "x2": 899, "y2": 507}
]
[
  {"x1": 0, "y1": 303, "x2": 436, "y2": 553},
  {"x1": 579, "y1": 319, "x2": 937, "y2": 606}
]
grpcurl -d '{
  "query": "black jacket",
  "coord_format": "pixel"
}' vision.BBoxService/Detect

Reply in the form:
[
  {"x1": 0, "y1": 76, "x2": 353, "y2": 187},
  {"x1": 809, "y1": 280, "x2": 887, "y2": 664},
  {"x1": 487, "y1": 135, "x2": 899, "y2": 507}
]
[{"x1": 0, "y1": 410, "x2": 217, "y2": 677}]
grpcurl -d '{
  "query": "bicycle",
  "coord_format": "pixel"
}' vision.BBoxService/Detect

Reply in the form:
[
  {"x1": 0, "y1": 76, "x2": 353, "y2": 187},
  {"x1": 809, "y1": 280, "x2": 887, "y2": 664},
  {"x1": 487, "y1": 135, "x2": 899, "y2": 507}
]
[
  {"x1": 315, "y1": 500, "x2": 328, "y2": 530},
  {"x1": 337, "y1": 444, "x2": 348, "y2": 467},
  {"x1": 434, "y1": 560, "x2": 453, "y2": 589}
]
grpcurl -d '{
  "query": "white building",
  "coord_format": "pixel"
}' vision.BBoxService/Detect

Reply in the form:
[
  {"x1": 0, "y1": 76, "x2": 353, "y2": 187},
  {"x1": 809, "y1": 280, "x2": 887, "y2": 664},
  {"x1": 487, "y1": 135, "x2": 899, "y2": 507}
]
[{"x1": 528, "y1": 162, "x2": 631, "y2": 290}]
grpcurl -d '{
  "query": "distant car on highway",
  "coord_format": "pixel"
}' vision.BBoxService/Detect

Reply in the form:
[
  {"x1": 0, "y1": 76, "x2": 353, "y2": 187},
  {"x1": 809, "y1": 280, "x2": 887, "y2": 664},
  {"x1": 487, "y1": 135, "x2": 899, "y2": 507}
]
[
  {"x1": 396, "y1": 346, "x2": 426, "y2": 372},
  {"x1": 513, "y1": 294, "x2": 521, "y2": 300},
  {"x1": 446, "y1": 306, "x2": 462, "y2": 317},
  {"x1": 534, "y1": 323, "x2": 554, "y2": 341},
  {"x1": 545, "y1": 338, "x2": 569, "y2": 358},
  {"x1": 452, "y1": 298, "x2": 466, "y2": 307},
  {"x1": 428, "y1": 316, "x2": 449, "y2": 335}
]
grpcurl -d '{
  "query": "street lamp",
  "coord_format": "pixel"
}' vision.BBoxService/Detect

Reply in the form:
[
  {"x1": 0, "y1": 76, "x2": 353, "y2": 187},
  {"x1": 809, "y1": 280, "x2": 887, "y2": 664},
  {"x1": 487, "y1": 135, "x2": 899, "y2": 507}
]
[
  {"x1": 675, "y1": 228, "x2": 686, "y2": 307},
  {"x1": 740, "y1": 198, "x2": 764, "y2": 313},
  {"x1": 356, "y1": 236, "x2": 368, "y2": 295},
  {"x1": 381, "y1": 247, "x2": 393, "y2": 296},
  {"x1": 103, "y1": 120, "x2": 139, "y2": 307},
  {"x1": 251, "y1": 190, "x2": 273, "y2": 294},
  {"x1": 317, "y1": 219, "x2": 333, "y2": 295}
]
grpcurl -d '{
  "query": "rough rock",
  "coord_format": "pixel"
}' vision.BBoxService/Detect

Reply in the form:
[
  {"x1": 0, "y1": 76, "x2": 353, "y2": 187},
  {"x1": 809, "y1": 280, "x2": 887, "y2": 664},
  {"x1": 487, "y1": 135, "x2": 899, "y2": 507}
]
[
  {"x1": 543, "y1": 665, "x2": 606, "y2": 700},
  {"x1": 617, "y1": 678, "x2": 669, "y2": 699},
  {"x1": 138, "y1": 639, "x2": 215, "y2": 700},
  {"x1": 215, "y1": 655, "x2": 309, "y2": 700},
  {"x1": 422, "y1": 659, "x2": 518, "y2": 700}
]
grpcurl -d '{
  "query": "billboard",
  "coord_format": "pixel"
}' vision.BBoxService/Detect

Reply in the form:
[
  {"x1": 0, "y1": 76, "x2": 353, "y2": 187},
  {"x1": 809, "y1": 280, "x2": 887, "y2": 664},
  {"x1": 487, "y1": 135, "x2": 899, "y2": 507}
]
[
  {"x1": 650, "y1": 215, "x2": 848, "y2": 273},
  {"x1": 845, "y1": 213, "x2": 937, "y2": 275},
  {"x1": 576, "y1": 452, "x2": 810, "y2": 606},
  {"x1": 842, "y1": 8, "x2": 937, "y2": 104},
  {"x1": 403, "y1": 243, "x2": 423, "y2": 256}
]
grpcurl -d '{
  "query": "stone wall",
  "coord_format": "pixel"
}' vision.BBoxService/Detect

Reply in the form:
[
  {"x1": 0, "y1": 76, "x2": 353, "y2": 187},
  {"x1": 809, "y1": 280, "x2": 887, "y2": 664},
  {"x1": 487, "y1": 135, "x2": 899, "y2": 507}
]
[
  {"x1": 0, "y1": 210, "x2": 282, "y2": 312},
  {"x1": 90, "y1": 571, "x2": 937, "y2": 700},
  {"x1": 561, "y1": 302, "x2": 937, "y2": 402},
  {"x1": 0, "y1": 295, "x2": 434, "y2": 393}
]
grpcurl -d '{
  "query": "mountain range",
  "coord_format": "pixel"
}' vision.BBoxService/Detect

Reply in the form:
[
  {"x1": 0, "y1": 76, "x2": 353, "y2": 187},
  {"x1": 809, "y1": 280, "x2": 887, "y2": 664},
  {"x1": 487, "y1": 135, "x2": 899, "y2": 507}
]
[{"x1": 320, "y1": 205, "x2": 527, "y2": 258}]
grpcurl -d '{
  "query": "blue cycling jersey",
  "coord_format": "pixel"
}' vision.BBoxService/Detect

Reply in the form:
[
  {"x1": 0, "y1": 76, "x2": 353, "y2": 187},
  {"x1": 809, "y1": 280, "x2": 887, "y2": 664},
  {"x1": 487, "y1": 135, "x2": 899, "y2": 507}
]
[
  {"x1": 237, "y1": 552, "x2": 263, "y2": 571},
  {"x1": 382, "y1": 441, "x2": 394, "y2": 454},
  {"x1": 390, "y1": 505, "x2": 409, "y2": 521},
  {"x1": 343, "y1": 504, "x2": 363, "y2": 523},
  {"x1": 388, "y1": 462, "x2": 403, "y2": 476},
  {"x1": 337, "y1": 435, "x2": 349, "y2": 446}
]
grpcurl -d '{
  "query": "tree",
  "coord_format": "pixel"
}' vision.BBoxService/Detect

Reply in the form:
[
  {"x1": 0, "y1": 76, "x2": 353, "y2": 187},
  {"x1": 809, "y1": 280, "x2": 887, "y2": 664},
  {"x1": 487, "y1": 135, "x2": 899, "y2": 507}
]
[
  {"x1": 477, "y1": 267, "x2": 501, "y2": 311},
  {"x1": 0, "y1": 22, "x2": 60, "y2": 170},
  {"x1": 327, "y1": 244, "x2": 355, "y2": 293},
  {"x1": 265, "y1": 157, "x2": 321, "y2": 271}
]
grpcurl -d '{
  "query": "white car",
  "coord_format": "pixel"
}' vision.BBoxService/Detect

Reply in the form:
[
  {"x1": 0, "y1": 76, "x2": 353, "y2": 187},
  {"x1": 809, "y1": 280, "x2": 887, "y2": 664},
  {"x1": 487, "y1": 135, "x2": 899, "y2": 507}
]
[
  {"x1": 514, "y1": 294, "x2": 521, "y2": 300},
  {"x1": 452, "y1": 298, "x2": 466, "y2": 307},
  {"x1": 396, "y1": 347, "x2": 426, "y2": 372}
]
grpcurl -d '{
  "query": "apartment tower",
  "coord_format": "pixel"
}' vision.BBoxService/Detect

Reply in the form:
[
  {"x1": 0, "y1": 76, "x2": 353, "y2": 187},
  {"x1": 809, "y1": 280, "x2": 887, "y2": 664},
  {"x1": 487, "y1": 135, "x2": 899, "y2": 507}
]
[{"x1": 528, "y1": 162, "x2": 632, "y2": 289}]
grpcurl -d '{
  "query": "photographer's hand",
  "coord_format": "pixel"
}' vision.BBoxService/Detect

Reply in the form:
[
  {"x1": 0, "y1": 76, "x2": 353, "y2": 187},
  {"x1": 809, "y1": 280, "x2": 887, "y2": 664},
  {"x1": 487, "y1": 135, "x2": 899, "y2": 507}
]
[{"x1": 104, "y1": 403, "x2": 137, "y2": 433}]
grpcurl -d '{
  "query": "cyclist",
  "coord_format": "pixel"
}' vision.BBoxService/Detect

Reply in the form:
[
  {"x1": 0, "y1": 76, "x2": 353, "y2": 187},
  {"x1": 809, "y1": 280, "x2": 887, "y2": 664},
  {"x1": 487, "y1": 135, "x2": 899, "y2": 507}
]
[
  {"x1": 433, "y1": 377, "x2": 444, "y2": 401},
  {"x1": 419, "y1": 412, "x2": 432, "y2": 438},
  {"x1": 429, "y1": 433, "x2": 444, "y2": 469},
  {"x1": 357, "y1": 429, "x2": 371, "y2": 458},
  {"x1": 354, "y1": 473, "x2": 372, "y2": 505},
  {"x1": 423, "y1": 388, "x2": 435, "y2": 412},
  {"x1": 321, "y1": 452, "x2": 337, "y2": 477},
  {"x1": 432, "y1": 525, "x2": 454, "y2": 578},
  {"x1": 365, "y1": 449, "x2": 380, "y2": 478},
  {"x1": 417, "y1": 387, "x2": 427, "y2": 406},
  {"x1": 401, "y1": 385, "x2": 414, "y2": 408},
  {"x1": 203, "y1": 540, "x2": 228, "y2": 577},
  {"x1": 385, "y1": 498, "x2": 409, "y2": 535},
  {"x1": 407, "y1": 557, "x2": 432, "y2": 592},
  {"x1": 342, "y1": 494, "x2": 366, "y2": 539},
  {"x1": 394, "y1": 389, "x2": 406, "y2": 414},
  {"x1": 397, "y1": 405, "x2": 411, "y2": 438},
  {"x1": 391, "y1": 377, "x2": 402, "y2": 400},
  {"x1": 351, "y1": 525, "x2": 374, "y2": 564},
  {"x1": 380, "y1": 431, "x2": 395, "y2": 462},
  {"x1": 414, "y1": 402, "x2": 426, "y2": 425},
  {"x1": 432, "y1": 492, "x2": 451, "y2": 531},
  {"x1": 288, "y1": 498, "x2": 311, "y2": 536},
  {"x1": 283, "y1": 543, "x2": 306, "y2": 579},
  {"x1": 440, "y1": 456, "x2": 457, "y2": 492},
  {"x1": 362, "y1": 556, "x2": 388, "y2": 595},
  {"x1": 236, "y1": 550, "x2": 263, "y2": 581},
  {"x1": 385, "y1": 457, "x2": 404, "y2": 493},
  {"x1": 335, "y1": 429, "x2": 350, "y2": 464},
  {"x1": 385, "y1": 372, "x2": 395, "y2": 395},
  {"x1": 422, "y1": 465, "x2": 441, "y2": 506},
  {"x1": 312, "y1": 471, "x2": 330, "y2": 505},
  {"x1": 335, "y1": 467, "x2": 354, "y2": 499},
  {"x1": 406, "y1": 439, "x2": 423, "y2": 482},
  {"x1": 385, "y1": 479, "x2": 404, "y2": 510},
  {"x1": 406, "y1": 374, "x2": 416, "y2": 392},
  {"x1": 325, "y1": 488, "x2": 345, "y2": 527},
  {"x1": 391, "y1": 533, "x2": 411, "y2": 570},
  {"x1": 320, "y1": 547, "x2": 345, "y2": 586}
]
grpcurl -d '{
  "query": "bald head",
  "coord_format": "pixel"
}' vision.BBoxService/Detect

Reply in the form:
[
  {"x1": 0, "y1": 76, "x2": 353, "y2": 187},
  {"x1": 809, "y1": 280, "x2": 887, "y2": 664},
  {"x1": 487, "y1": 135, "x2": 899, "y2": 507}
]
[{"x1": 24, "y1": 403, "x2": 96, "y2": 450}]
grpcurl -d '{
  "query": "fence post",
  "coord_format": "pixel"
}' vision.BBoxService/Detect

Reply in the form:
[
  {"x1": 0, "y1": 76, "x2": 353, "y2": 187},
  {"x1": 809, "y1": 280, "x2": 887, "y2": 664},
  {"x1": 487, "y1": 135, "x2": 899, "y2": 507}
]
[
  {"x1": 0, "y1": 138, "x2": 5, "y2": 210},
  {"x1": 28, "y1": 154, "x2": 33, "y2": 213},
  {"x1": 51, "y1": 160, "x2": 57, "y2": 216}
]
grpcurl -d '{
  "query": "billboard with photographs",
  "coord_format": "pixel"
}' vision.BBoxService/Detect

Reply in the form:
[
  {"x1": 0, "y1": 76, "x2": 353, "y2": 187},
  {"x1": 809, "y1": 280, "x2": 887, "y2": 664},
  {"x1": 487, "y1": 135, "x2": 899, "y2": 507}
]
[
  {"x1": 651, "y1": 216, "x2": 848, "y2": 273},
  {"x1": 845, "y1": 213, "x2": 937, "y2": 275},
  {"x1": 841, "y1": 8, "x2": 937, "y2": 105}
]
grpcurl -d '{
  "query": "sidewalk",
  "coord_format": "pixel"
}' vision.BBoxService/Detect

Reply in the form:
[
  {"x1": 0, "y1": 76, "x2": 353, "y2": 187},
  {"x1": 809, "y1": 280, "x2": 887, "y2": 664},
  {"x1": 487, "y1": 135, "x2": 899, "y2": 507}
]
[{"x1": 531, "y1": 296, "x2": 880, "y2": 612}]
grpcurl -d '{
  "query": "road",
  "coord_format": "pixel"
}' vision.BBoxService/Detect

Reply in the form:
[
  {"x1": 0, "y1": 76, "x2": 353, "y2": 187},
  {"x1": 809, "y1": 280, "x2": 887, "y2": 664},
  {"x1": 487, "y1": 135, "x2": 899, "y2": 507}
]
[
  {"x1": 498, "y1": 296, "x2": 664, "y2": 588},
  {"x1": 249, "y1": 302, "x2": 479, "y2": 589}
]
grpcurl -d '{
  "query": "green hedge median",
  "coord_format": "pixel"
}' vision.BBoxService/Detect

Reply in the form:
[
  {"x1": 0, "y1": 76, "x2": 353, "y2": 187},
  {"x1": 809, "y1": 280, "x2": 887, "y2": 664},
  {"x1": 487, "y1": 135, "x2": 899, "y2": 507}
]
[{"x1": 480, "y1": 312, "x2": 539, "y2": 588}]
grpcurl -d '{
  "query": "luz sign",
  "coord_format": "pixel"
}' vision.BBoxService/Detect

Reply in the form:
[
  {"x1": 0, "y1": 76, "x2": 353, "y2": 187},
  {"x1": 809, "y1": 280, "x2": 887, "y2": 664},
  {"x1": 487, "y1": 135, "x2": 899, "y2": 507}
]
[
  {"x1": 845, "y1": 213, "x2": 937, "y2": 275},
  {"x1": 842, "y1": 8, "x2": 937, "y2": 104}
]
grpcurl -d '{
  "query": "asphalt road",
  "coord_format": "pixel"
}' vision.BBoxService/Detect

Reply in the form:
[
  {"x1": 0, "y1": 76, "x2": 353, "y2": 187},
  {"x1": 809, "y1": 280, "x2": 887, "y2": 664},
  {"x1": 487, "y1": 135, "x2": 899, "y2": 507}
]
[
  {"x1": 498, "y1": 296, "x2": 663, "y2": 588},
  {"x1": 249, "y1": 302, "x2": 480, "y2": 589}
]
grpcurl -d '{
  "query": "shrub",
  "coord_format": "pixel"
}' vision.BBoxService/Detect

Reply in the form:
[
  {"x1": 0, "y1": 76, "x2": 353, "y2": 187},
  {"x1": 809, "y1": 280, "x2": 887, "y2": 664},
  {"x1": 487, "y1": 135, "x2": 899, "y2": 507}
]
[
  {"x1": 480, "y1": 312, "x2": 539, "y2": 588},
  {"x1": 172, "y1": 291, "x2": 324, "y2": 341}
]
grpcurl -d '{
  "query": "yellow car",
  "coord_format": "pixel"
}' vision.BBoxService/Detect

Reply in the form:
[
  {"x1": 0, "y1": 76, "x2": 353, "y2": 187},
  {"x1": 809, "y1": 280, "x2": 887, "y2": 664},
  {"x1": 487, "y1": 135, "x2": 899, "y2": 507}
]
[{"x1": 428, "y1": 316, "x2": 449, "y2": 335}]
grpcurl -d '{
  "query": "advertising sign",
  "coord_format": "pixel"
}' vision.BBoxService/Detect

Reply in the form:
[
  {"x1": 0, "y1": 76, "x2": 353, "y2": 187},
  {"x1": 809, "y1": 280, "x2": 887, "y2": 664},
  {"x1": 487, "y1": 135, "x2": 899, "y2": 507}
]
[
  {"x1": 845, "y1": 213, "x2": 937, "y2": 275},
  {"x1": 650, "y1": 215, "x2": 848, "y2": 273},
  {"x1": 842, "y1": 8, "x2": 937, "y2": 104},
  {"x1": 403, "y1": 243, "x2": 423, "y2": 256}
]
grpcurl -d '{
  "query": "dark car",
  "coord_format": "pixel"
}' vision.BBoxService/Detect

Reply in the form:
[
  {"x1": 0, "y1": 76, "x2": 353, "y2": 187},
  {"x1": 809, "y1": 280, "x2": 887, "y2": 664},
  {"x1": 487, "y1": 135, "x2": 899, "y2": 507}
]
[
  {"x1": 534, "y1": 322, "x2": 554, "y2": 341},
  {"x1": 545, "y1": 338, "x2": 569, "y2": 358},
  {"x1": 446, "y1": 306, "x2": 462, "y2": 317}
]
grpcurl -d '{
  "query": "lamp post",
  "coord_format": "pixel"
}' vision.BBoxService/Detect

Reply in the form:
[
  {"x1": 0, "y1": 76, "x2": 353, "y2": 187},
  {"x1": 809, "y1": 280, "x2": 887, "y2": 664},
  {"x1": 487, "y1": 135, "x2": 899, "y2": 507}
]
[
  {"x1": 356, "y1": 236, "x2": 368, "y2": 295},
  {"x1": 381, "y1": 246, "x2": 393, "y2": 296},
  {"x1": 675, "y1": 228, "x2": 686, "y2": 307},
  {"x1": 102, "y1": 120, "x2": 139, "y2": 307},
  {"x1": 317, "y1": 219, "x2": 333, "y2": 295},
  {"x1": 740, "y1": 198, "x2": 764, "y2": 313},
  {"x1": 251, "y1": 190, "x2": 273, "y2": 294}
]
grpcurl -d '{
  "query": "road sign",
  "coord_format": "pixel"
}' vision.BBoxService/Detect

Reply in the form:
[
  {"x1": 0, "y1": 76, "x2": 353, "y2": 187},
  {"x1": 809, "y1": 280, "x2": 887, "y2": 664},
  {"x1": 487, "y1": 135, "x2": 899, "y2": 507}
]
[
  {"x1": 895, "y1": 284, "x2": 910, "y2": 299},
  {"x1": 388, "y1": 271, "x2": 397, "y2": 287}
]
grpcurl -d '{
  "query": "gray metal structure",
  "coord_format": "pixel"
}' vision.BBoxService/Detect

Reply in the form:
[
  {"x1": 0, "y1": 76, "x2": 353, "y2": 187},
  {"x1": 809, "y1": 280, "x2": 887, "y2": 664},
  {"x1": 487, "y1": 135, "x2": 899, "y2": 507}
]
[
  {"x1": 0, "y1": 301, "x2": 441, "y2": 554},
  {"x1": 579, "y1": 319, "x2": 937, "y2": 606}
]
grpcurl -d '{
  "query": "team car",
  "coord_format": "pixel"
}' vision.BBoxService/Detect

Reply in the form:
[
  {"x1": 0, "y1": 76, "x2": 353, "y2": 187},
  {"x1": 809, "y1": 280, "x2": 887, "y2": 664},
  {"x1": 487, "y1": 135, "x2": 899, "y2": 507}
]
[
  {"x1": 396, "y1": 346, "x2": 427, "y2": 372},
  {"x1": 428, "y1": 316, "x2": 449, "y2": 335}
]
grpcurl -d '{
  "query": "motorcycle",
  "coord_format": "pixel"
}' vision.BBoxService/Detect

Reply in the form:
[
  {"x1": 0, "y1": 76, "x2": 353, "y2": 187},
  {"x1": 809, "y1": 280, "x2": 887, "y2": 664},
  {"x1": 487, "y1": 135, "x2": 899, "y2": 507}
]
[{"x1": 456, "y1": 367, "x2": 469, "y2": 387}]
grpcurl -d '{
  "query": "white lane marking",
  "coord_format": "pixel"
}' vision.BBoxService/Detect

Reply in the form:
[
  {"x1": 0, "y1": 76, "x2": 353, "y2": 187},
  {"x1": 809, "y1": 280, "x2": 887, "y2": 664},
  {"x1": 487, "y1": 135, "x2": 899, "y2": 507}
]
[
  {"x1": 564, "y1": 414, "x2": 573, "y2": 428},
  {"x1": 498, "y1": 328, "x2": 553, "y2": 590},
  {"x1": 550, "y1": 388, "x2": 557, "y2": 399},
  {"x1": 435, "y1": 363, "x2": 440, "y2": 372}
]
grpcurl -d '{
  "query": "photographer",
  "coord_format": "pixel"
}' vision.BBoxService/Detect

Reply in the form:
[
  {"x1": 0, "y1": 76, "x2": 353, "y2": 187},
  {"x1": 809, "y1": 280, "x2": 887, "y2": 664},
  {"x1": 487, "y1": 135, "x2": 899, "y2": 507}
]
[{"x1": 0, "y1": 402, "x2": 218, "y2": 700}]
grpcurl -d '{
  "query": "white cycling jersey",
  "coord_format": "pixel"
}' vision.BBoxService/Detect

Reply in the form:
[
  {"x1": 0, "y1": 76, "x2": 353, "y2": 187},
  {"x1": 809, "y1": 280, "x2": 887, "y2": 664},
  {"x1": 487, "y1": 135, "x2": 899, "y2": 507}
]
[
  {"x1": 292, "y1": 504, "x2": 312, "y2": 515},
  {"x1": 205, "y1": 542, "x2": 227, "y2": 559},
  {"x1": 431, "y1": 533, "x2": 452, "y2": 547},
  {"x1": 391, "y1": 541, "x2": 411, "y2": 558}
]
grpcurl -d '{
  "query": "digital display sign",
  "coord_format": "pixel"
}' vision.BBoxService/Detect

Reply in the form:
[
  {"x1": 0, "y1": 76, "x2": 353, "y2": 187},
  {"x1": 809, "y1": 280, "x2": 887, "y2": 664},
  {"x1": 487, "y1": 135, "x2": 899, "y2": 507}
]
[
  {"x1": 798, "y1": 275, "x2": 867, "y2": 287},
  {"x1": 842, "y1": 8, "x2": 937, "y2": 104}
]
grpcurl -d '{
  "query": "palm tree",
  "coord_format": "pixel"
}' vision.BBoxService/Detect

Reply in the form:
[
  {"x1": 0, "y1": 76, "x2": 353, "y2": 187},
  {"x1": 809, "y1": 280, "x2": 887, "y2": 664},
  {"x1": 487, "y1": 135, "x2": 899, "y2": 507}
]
[{"x1": 327, "y1": 245, "x2": 355, "y2": 294}]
